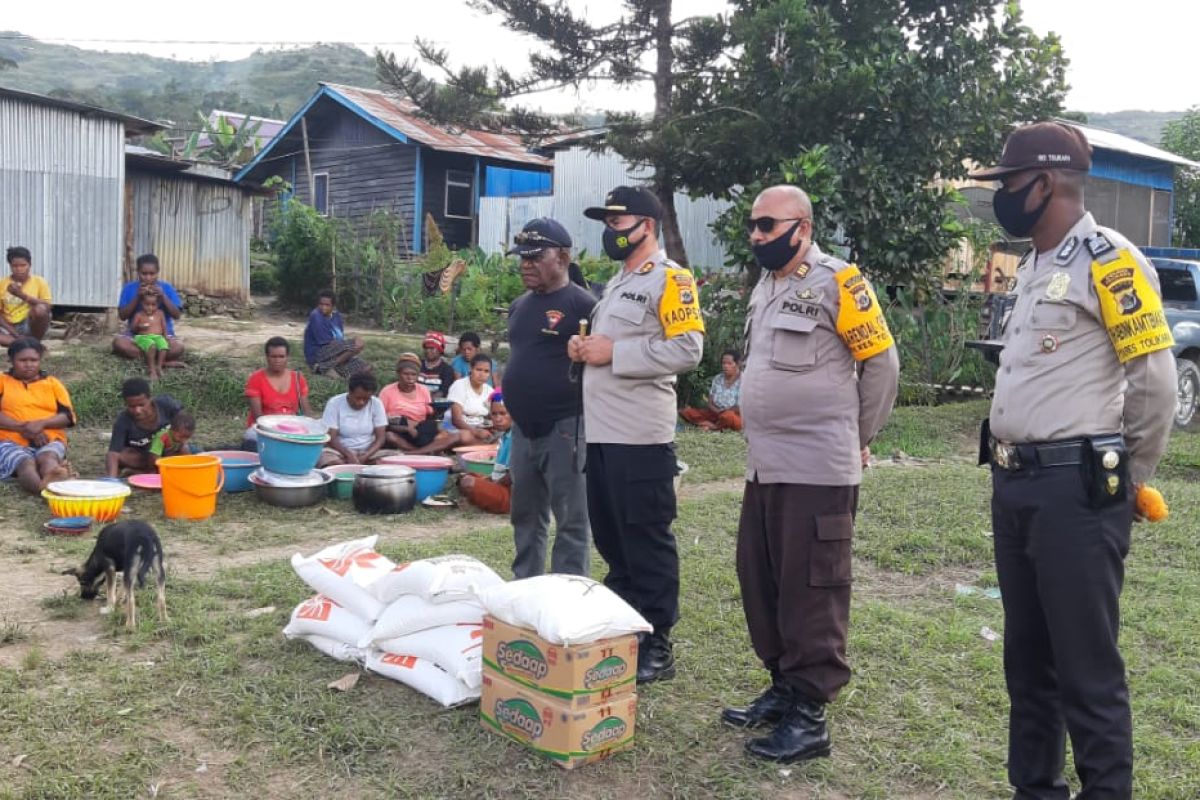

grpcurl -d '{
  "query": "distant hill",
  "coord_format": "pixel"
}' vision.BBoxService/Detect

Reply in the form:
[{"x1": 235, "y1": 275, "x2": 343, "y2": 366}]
[
  {"x1": 1077, "y1": 110, "x2": 1188, "y2": 147},
  {"x1": 0, "y1": 32, "x2": 1192, "y2": 152},
  {"x1": 0, "y1": 32, "x2": 381, "y2": 124}
]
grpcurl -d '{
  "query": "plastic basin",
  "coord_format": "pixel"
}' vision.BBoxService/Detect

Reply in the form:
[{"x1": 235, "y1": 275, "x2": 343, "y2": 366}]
[
  {"x1": 257, "y1": 428, "x2": 328, "y2": 475},
  {"x1": 462, "y1": 451, "x2": 495, "y2": 476},
  {"x1": 41, "y1": 487, "x2": 131, "y2": 523},
  {"x1": 320, "y1": 464, "x2": 371, "y2": 500},
  {"x1": 206, "y1": 450, "x2": 261, "y2": 493},
  {"x1": 377, "y1": 454, "x2": 452, "y2": 501}
]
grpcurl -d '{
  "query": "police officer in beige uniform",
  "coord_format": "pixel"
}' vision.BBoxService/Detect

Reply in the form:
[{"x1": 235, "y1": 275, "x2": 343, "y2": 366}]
[
  {"x1": 568, "y1": 185, "x2": 705, "y2": 684},
  {"x1": 971, "y1": 122, "x2": 1176, "y2": 799},
  {"x1": 722, "y1": 185, "x2": 899, "y2": 763}
]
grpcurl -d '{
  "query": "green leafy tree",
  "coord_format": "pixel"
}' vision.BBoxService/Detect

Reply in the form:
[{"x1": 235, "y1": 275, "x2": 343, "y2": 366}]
[
  {"x1": 1162, "y1": 106, "x2": 1200, "y2": 247},
  {"x1": 676, "y1": 0, "x2": 1067, "y2": 285},
  {"x1": 181, "y1": 112, "x2": 264, "y2": 166},
  {"x1": 376, "y1": 0, "x2": 728, "y2": 268}
]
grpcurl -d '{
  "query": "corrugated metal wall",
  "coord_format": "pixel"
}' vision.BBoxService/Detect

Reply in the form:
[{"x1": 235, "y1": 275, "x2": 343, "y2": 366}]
[
  {"x1": 0, "y1": 95, "x2": 125, "y2": 306},
  {"x1": 127, "y1": 172, "x2": 251, "y2": 299},
  {"x1": 478, "y1": 195, "x2": 554, "y2": 254},
  {"x1": 477, "y1": 147, "x2": 731, "y2": 268}
]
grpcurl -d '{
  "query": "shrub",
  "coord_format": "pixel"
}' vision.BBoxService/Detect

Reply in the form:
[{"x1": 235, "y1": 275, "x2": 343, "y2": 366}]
[{"x1": 272, "y1": 202, "x2": 334, "y2": 307}]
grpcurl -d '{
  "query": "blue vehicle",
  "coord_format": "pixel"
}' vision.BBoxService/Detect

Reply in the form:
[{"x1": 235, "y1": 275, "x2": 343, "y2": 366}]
[{"x1": 1151, "y1": 258, "x2": 1200, "y2": 429}]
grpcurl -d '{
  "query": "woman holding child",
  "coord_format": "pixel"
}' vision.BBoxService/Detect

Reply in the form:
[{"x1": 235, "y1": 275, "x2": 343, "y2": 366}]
[{"x1": 105, "y1": 378, "x2": 188, "y2": 477}]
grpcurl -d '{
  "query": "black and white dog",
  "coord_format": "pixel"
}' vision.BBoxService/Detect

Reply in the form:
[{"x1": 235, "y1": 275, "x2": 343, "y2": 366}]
[{"x1": 63, "y1": 520, "x2": 168, "y2": 628}]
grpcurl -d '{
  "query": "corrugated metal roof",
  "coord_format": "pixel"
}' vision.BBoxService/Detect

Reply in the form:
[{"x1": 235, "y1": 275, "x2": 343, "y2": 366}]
[
  {"x1": 322, "y1": 83, "x2": 551, "y2": 167},
  {"x1": 0, "y1": 85, "x2": 162, "y2": 136},
  {"x1": 1061, "y1": 119, "x2": 1200, "y2": 169}
]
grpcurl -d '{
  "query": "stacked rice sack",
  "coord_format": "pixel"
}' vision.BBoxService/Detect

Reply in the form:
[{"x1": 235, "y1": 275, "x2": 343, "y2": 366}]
[{"x1": 282, "y1": 536, "x2": 503, "y2": 707}]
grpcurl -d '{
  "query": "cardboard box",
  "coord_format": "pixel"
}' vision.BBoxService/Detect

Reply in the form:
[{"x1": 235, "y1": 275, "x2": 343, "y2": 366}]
[
  {"x1": 481, "y1": 615, "x2": 638, "y2": 708},
  {"x1": 480, "y1": 668, "x2": 637, "y2": 769}
]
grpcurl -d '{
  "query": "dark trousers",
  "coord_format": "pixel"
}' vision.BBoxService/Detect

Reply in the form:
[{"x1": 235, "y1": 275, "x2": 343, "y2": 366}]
[
  {"x1": 585, "y1": 443, "x2": 679, "y2": 632},
  {"x1": 992, "y1": 464, "x2": 1134, "y2": 800},
  {"x1": 736, "y1": 480, "x2": 858, "y2": 705},
  {"x1": 509, "y1": 417, "x2": 591, "y2": 579}
]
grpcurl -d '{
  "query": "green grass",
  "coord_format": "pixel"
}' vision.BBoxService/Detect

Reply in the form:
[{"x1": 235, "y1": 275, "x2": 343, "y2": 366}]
[
  {"x1": 3, "y1": 335, "x2": 1197, "y2": 798},
  {"x1": 3, "y1": 455, "x2": 1198, "y2": 798}
]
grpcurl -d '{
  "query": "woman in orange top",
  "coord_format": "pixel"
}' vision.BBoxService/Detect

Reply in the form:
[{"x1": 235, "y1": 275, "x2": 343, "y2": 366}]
[{"x1": 0, "y1": 337, "x2": 75, "y2": 493}]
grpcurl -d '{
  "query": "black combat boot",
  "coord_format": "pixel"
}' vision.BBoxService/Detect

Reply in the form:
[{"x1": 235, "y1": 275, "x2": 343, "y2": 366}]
[
  {"x1": 636, "y1": 631, "x2": 676, "y2": 684},
  {"x1": 744, "y1": 695, "x2": 831, "y2": 762},
  {"x1": 721, "y1": 680, "x2": 793, "y2": 728}
]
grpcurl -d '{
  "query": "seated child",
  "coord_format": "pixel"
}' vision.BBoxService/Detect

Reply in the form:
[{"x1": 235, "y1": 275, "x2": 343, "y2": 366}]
[
  {"x1": 458, "y1": 391, "x2": 512, "y2": 514},
  {"x1": 131, "y1": 291, "x2": 170, "y2": 380},
  {"x1": 147, "y1": 410, "x2": 198, "y2": 469}
]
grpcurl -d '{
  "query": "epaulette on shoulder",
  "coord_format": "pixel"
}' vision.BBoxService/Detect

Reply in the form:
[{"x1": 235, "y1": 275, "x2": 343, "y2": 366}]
[{"x1": 1084, "y1": 231, "x2": 1121, "y2": 264}]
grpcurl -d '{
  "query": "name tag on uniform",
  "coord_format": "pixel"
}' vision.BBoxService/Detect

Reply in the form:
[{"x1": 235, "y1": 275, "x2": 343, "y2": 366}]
[{"x1": 780, "y1": 299, "x2": 821, "y2": 319}]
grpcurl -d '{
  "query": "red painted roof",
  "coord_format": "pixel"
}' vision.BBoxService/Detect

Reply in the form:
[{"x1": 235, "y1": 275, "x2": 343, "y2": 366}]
[{"x1": 322, "y1": 83, "x2": 550, "y2": 167}]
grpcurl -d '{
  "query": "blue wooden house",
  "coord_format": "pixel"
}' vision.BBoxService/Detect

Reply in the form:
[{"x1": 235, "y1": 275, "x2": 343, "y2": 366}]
[{"x1": 234, "y1": 83, "x2": 552, "y2": 253}]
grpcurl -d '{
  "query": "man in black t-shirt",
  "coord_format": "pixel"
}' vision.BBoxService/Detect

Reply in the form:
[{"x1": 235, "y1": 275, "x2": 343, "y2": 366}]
[
  {"x1": 504, "y1": 218, "x2": 597, "y2": 578},
  {"x1": 106, "y1": 377, "x2": 184, "y2": 477}
]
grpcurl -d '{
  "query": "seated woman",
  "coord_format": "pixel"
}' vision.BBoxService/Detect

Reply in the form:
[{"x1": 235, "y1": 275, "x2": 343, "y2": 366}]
[
  {"x1": 458, "y1": 392, "x2": 512, "y2": 514},
  {"x1": 446, "y1": 353, "x2": 501, "y2": 446},
  {"x1": 303, "y1": 289, "x2": 370, "y2": 379},
  {"x1": 418, "y1": 331, "x2": 456, "y2": 399},
  {"x1": 681, "y1": 349, "x2": 743, "y2": 432},
  {"x1": 379, "y1": 353, "x2": 458, "y2": 455},
  {"x1": 317, "y1": 371, "x2": 390, "y2": 467},
  {"x1": 243, "y1": 336, "x2": 314, "y2": 447},
  {"x1": 0, "y1": 337, "x2": 75, "y2": 493},
  {"x1": 106, "y1": 378, "x2": 184, "y2": 477}
]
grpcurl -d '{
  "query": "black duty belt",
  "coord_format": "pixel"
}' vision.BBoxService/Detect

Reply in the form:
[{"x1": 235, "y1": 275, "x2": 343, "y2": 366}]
[{"x1": 989, "y1": 436, "x2": 1088, "y2": 471}]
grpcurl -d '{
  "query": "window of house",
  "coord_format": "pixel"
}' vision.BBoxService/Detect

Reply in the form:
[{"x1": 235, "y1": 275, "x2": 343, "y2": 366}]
[
  {"x1": 445, "y1": 169, "x2": 474, "y2": 219},
  {"x1": 313, "y1": 172, "x2": 330, "y2": 216}
]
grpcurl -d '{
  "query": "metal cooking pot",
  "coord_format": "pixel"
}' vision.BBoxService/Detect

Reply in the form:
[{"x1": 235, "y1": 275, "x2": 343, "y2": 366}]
[
  {"x1": 353, "y1": 465, "x2": 417, "y2": 515},
  {"x1": 250, "y1": 470, "x2": 333, "y2": 508}
]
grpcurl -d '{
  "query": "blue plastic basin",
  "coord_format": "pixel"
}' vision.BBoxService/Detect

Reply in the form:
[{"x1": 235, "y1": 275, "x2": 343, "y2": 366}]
[
  {"x1": 256, "y1": 430, "x2": 327, "y2": 476},
  {"x1": 413, "y1": 468, "x2": 448, "y2": 502},
  {"x1": 206, "y1": 450, "x2": 262, "y2": 493}
]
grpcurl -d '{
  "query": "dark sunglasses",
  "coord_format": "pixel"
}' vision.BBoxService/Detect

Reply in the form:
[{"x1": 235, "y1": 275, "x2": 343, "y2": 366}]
[{"x1": 745, "y1": 216, "x2": 808, "y2": 234}]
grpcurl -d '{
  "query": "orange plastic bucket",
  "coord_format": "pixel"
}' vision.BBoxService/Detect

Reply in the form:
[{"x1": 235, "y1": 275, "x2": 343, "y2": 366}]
[{"x1": 158, "y1": 455, "x2": 225, "y2": 520}]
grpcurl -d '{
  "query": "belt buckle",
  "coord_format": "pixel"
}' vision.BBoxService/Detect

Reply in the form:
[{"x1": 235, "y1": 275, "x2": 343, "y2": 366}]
[{"x1": 991, "y1": 439, "x2": 1020, "y2": 470}]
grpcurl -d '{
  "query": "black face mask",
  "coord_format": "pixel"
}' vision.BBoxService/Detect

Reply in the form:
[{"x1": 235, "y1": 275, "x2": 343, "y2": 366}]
[
  {"x1": 751, "y1": 221, "x2": 803, "y2": 272},
  {"x1": 602, "y1": 221, "x2": 647, "y2": 261},
  {"x1": 993, "y1": 176, "x2": 1050, "y2": 238}
]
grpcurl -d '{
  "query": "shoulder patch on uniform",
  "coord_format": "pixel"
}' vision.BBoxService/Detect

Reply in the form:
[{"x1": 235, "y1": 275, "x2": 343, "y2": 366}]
[
  {"x1": 659, "y1": 267, "x2": 705, "y2": 339},
  {"x1": 1090, "y1": 249, "x2": 1174, "y2": 363},
  {"x1": 634, "y1": 261, "x2": 655, "y2": 275},
  {"x1": 834, "y1": 264, "x2": 894, "y2": 361},
  {"x1": 1085, "y1": 232, "x2": 1117, "y2": 262},
  {"x1": 1055, "y1": 236, "x2": 1079, "y2": 264}
]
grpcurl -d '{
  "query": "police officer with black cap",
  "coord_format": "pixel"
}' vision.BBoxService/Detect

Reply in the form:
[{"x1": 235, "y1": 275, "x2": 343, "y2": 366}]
[
  {"x1": 970, "y1": 121, "x2": 1176, "y2": 799},
  {"x1": 568, "y1": 185, "x2": 705, "y2": 683}
]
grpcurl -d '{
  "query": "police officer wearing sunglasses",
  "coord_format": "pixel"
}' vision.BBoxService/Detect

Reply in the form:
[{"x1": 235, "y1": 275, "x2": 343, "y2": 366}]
[
  {"x1": 722, "y1": 185, "x2": 899, "y2": 763},
  {"x1": 971, "y1": 122, "x2": 1176, "y2": 799},
  {"x1": 568, "y1": 185, "x2": 705, "y2": 684}
]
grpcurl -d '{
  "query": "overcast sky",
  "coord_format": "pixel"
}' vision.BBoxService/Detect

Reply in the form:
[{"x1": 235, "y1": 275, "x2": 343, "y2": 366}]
[{"x1": 4, "y1": 0, "x2": 1198, "y2": 114}]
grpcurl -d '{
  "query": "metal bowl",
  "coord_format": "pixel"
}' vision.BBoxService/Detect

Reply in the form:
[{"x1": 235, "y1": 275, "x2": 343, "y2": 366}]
[
  {"x1": 250, "y1": 470, "x2": 334, "y2": 508},
  {"x1": 352, "y1": 465, "x2": 417, "y2": 515}
]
